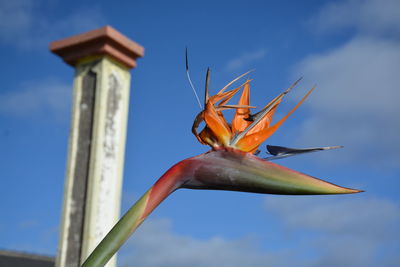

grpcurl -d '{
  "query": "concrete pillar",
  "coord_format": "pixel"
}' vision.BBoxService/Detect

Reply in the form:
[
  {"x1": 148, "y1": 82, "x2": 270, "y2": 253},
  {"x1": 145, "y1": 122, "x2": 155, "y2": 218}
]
[{"x1": 50, "y1": 26, "x2": 144, "y2": 267}]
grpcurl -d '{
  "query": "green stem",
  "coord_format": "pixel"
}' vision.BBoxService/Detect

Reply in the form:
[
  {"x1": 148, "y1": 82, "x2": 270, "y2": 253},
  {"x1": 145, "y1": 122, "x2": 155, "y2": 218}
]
[
  {"x1": 80, "y1": 159, "x2": 186, "y2": 267},
  {"x1": 81, "y1": 189, "x2": 151, "y2": 267}
]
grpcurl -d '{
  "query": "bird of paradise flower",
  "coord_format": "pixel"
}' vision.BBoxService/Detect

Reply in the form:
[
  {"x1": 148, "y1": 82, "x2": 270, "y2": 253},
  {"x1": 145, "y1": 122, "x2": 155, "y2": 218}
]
[{"x1": 82, "y1": 63, "x2": 362, "y2": 266}]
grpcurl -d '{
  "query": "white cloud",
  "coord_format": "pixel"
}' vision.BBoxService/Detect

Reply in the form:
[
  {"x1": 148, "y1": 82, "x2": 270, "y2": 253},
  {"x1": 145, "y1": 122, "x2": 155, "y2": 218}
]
[
  {"x1": 291, "y1": 0, "x2": 400, "y2": 167},
  {"x1": 265, "y1": 196, "x2": 400, "y2": 267},
  {"x1": 117, "y1": 195, "x2": 400, "y2": 267},
  {"x1": 311, "y1": 0, "x2": 400, "y2": 37},
  {"x1": 118, "y1": 218, "x2": 294, "y2": 267},
  {"x1": 0, "y1": 79, "x2": 71, "y2": 118},
  {"x1": 291, "y1": 37, "x2": 400, "y2": 166},
  {"x1": 0, "y1": 0, "x2": 34, "y2": 41},
  {"x1": 225, "y1": 49, "x2": 267, "y2": 72},
  {"x1": 8, "y1": 222, "x2": 58, "y2": 255},
  {"x1": 265, "y1": 196, "x2": 400, "y2": 238},
  {"x1": 0, "y1": 0, "x2": 105, "y2": 49},
  {"x1": 18, "y1": 220, "x2": 39, "y2": 230}
]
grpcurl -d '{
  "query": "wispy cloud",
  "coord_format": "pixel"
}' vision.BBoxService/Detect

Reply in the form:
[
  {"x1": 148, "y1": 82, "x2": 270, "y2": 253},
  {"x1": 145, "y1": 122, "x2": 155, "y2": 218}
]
[
  {"x1": 118, "y1": 195, "x2": 400, "y2": 267},
  {"x1": 292, "y1": 0, "x2": 400, "y2": 167},
  {"x1": 292, "y1": 37, "x2": 400, "y2": 166},
  {"x1": 17, "y1": 220, "x2": 39, "y2": 230},
  {"x1": 0, "y1": 0, "x2": 33, "y2": 42},
  {"x1": 9, "y1": 220, "x2": 58, "y2": 255},
  {"x1": 119, "y1": 218, "x2": 294, "y2": 267},
  {"x1": 0, "y1": 78, "x2": 71, "y2": 119},
  {"x1": 265, "y1": 196, "x2": 400, "y2": 267},
  {"x1": 310, "y1": 0, "x2": 400, "y2": 37},
  {"x1": 225, "y1": 49, "x2": 267, "y2": 72},
  {"x1": 0, "y1": 0, "x2": 105, "y2": 49}
]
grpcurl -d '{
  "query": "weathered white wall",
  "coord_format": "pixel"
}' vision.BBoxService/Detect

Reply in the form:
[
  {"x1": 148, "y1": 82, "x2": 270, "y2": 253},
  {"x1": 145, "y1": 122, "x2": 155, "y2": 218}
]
[{"x1": 57, "y1": 56, "x2": 131, "y2": 267}]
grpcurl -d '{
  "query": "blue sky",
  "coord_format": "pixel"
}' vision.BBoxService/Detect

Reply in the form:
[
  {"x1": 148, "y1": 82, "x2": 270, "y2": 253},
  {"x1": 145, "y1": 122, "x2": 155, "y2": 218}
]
[{"x1": 0, "y1": 0, "x2": 399, "y2": 266}]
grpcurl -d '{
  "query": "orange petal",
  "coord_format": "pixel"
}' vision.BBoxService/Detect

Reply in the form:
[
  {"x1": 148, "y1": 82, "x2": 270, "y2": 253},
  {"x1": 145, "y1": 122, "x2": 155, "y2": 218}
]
[
  {"x1": 246, "y1": 78, "x2": 303, "y2": 136},
  {"x1": 213, "y1": 86, "x2": 243, "y2": 124},
  {"x1": 204, "y1": 101, "x2": 232, "y2": 146},
  {"x1": 192, "y1": 111, "x2": 205, "y2": 144},
  {"x1": 210, "y1": 86, "x2": 242, "y2": 104},
  {"x1": 246, "y1": 100, "x2": 280, "y2": 135},
  {"x1": 232, "y1": 81, "x2": 252, "y2": 133},
  {"x1": 229, "y1": 88, "x2": 289, "y2": 147},
  {"x1": 236, "y1": 87, "x2": 315, "y2": 152},
  {"x1": 217, "y1": 104, "x2": 256, "y2": 111},
  {"x1": 198, "y1": 127, "x2": 217, "y2": 146},
  {"x1": 217, "y1": 70, "x2": 253, "y2": 95}
]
